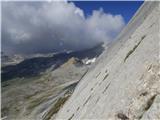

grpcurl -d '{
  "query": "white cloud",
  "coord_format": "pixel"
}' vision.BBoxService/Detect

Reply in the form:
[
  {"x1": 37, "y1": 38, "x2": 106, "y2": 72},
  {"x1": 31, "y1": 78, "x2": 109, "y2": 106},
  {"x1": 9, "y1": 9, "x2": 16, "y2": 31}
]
[{"x1": 2, "y1": 1, "x2": 125, "y2": 55}]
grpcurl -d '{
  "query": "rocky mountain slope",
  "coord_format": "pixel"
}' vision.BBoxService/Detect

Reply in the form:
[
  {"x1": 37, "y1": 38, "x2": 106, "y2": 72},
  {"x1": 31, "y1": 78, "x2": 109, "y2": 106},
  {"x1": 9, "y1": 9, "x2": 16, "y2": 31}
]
[
  {"x1": 1, "y1": 52, "x2": 24, "y2": 67},
  {"x1": 1, "y1": 44, "x2": 105, "y2": 120},
  {"x1": 1, "y1": 43, "x2": 104, "y2": 81},
  {"x1": 55, "y1": 2, "x2": 160, "y2": 120}
]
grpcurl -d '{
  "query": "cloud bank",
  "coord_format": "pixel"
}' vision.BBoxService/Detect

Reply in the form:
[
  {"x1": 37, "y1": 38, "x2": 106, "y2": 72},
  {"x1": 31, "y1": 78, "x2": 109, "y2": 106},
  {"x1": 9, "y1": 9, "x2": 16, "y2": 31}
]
[{"x1": 2, "y1": 1, "x2": 125, "y2": 55}]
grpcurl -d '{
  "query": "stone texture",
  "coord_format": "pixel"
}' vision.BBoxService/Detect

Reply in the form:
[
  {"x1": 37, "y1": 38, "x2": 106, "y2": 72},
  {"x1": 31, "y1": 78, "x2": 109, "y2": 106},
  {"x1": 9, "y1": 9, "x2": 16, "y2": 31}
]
[{"x1": 55, "y1": 2, "x2": 160, "y2": 120}]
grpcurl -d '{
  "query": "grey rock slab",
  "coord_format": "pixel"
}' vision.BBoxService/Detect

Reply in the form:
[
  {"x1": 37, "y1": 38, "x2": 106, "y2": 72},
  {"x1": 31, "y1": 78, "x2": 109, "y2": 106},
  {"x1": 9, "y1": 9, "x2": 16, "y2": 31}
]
[{"x1": 55, "y1": 2, "x2": 160, "y2": 120}]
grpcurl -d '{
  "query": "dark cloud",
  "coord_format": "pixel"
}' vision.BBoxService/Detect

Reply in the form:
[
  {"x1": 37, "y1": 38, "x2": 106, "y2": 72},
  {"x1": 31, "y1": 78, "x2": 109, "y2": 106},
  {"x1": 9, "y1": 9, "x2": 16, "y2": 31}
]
[{"x1": 2, "y1": 1, "x2": 125, "y2": 55}]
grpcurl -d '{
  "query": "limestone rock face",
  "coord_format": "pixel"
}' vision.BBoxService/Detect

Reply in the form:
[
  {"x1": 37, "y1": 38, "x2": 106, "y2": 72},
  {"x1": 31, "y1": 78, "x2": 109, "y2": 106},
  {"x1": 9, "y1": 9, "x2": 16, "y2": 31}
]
[{"x1": 56, "y1": 2, "x2": 160, "y2": 120}]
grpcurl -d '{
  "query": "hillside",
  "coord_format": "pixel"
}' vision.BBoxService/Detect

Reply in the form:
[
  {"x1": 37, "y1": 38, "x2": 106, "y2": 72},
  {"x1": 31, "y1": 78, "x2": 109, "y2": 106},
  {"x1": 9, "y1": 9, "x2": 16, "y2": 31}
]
[
  {"x1": 56, "y1": 2, "x2": 160, "y2": 120},
  {"x1": 1, "y1": 44, "x2": 104, "y2": 120}
]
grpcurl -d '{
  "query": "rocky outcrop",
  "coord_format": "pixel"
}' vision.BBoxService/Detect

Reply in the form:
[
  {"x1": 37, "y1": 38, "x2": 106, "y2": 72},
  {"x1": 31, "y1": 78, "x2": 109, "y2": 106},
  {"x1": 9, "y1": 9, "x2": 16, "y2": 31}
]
[{"x1": 55, "y1": 2, "x2": 160, "y2": 120}]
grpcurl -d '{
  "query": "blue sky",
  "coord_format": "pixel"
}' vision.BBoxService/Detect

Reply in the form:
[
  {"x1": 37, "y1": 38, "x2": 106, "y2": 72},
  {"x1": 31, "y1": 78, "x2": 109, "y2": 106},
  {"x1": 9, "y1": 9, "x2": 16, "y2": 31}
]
[{"x1": 73, "y1": 1, "x2": 144, "y2": 23}]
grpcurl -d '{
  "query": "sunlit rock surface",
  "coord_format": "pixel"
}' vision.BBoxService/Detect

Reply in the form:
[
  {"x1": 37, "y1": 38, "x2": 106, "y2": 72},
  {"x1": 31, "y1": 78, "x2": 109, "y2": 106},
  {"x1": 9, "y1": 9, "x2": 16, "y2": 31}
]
[{"x1": 56, "y1": 2, "x2": 160, "y2": 120}]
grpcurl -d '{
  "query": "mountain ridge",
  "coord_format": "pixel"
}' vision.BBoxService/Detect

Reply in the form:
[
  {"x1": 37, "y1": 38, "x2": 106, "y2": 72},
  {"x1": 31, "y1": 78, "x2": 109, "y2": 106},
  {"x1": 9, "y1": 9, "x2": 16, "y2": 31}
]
[{"x1": 1, "y1": 43, "x2": 104, "y2": 81}]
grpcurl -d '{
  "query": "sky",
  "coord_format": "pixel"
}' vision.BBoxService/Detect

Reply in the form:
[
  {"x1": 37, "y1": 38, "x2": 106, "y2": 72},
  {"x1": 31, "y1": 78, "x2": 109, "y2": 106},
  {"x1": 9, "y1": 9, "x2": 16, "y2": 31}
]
[
  {"x1": 73, "y1": 1, "x2": 144, "y2": 23},
  {"x1": 2, "y1": 1, "x2": 143, "y2": 55}
]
